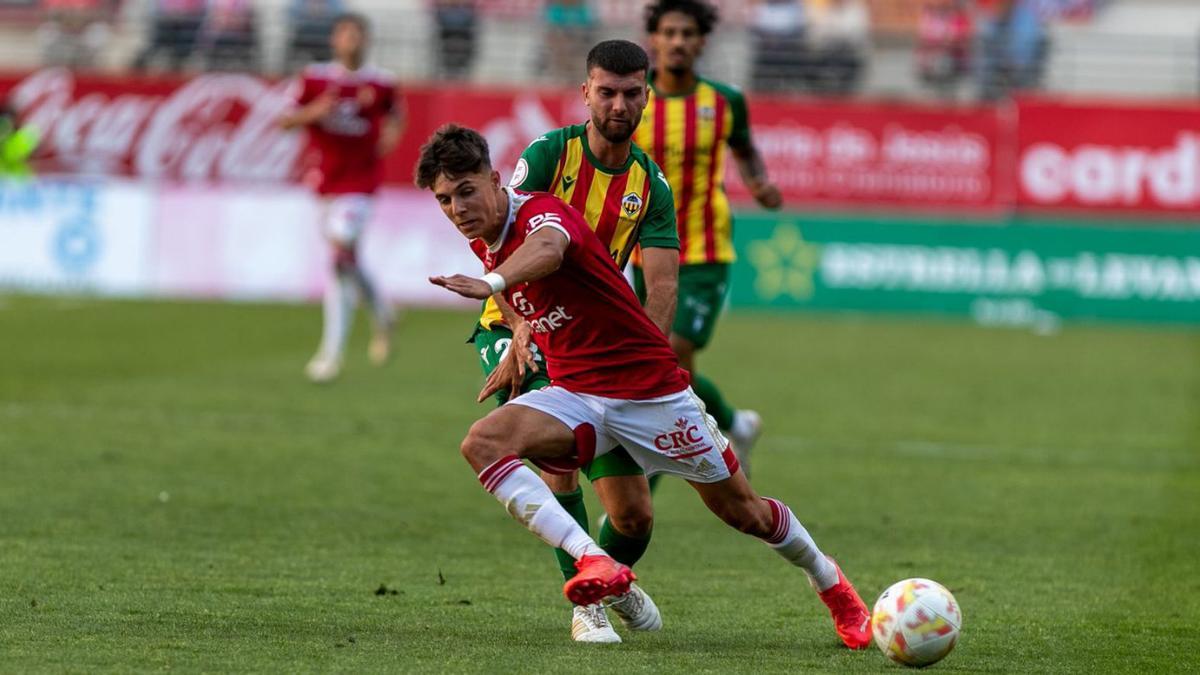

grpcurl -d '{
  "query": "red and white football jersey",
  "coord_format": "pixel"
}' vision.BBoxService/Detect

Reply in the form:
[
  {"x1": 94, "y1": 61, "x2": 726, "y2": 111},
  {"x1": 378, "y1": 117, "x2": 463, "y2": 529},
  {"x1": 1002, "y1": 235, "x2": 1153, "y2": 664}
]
[
  {"x1": 295, "y1": 62, "x2": 400, "y2": 195},
  {"x1": 470, "y1": 188, "x2": 687, "y2": 400}
]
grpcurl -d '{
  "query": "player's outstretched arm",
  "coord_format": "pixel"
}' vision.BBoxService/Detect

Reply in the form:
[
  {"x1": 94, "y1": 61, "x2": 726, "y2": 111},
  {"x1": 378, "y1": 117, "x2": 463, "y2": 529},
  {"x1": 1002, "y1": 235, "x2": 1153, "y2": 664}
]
[
  {"x1": 429, "y1": 228, "x2": 569, "y2": 299},
  {"x1": 490, "y1": 227, "x2": 569, "y2": 286}
]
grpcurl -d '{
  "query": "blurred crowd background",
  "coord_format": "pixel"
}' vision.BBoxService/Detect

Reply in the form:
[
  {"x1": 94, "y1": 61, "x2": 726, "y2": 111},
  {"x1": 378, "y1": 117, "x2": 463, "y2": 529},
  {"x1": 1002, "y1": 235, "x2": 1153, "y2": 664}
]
[{"x1": 2, "y1": 0, "x2": 1197, "y2": 101}]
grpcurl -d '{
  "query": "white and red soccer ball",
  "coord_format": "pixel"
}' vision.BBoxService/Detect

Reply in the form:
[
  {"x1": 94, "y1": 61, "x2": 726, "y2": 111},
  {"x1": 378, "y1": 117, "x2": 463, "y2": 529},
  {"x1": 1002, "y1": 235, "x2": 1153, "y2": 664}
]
[{"x1": 871, "y1": 578, "x2": 962, "y2": 667}]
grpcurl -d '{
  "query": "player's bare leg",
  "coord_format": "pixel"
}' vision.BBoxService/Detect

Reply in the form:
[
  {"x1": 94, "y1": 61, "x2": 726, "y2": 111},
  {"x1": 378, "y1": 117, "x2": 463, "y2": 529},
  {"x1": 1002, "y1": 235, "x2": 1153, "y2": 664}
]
[
  {"x1": 461, "y1": 404, "x2": 635, "y2": 606},
  {"x1": 688, "y1": 469, "x2": 871, "y2": 649}
]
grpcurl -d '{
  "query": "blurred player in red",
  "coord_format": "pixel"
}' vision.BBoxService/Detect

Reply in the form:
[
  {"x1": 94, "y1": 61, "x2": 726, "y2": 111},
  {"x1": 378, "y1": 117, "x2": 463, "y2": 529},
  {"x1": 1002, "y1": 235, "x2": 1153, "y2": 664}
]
[
  {"x1": 418, "y1": 124, "x2": 871, "y2": 650},
  {"x1": 279, "y1": 12, "x2": 402, "y2": 383}
]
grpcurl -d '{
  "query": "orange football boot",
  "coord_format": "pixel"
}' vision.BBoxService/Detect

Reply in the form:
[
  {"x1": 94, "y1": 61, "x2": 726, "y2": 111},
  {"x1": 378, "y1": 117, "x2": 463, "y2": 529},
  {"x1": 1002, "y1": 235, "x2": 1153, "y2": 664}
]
[
  {"x1": 564, "y1": 555, "x2": 636, "y2": 606},
  {"x1": 818, "y1": 557, "x2": 872, "y2": 650}
]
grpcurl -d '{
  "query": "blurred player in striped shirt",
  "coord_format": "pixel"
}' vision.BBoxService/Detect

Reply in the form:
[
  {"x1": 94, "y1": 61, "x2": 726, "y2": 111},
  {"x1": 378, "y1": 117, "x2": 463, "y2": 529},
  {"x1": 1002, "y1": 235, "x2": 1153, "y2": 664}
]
[{"x1": 635, "y1": 0, "x2": 783, "y2": 471}]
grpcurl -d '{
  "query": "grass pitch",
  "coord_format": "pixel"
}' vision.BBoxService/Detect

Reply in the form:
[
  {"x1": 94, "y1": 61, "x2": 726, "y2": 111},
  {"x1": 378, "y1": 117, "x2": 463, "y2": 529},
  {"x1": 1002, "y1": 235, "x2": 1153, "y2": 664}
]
[{"x1": 1, "y1": 295, "x2": 1197, "y2": 673}]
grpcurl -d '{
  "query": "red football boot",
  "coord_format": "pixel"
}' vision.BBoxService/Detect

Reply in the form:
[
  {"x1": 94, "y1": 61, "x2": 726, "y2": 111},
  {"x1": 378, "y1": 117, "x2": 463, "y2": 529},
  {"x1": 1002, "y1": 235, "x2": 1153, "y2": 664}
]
[
  {"x1": 817, "y1": 557, "x2": 872, "y2": 650},
  {"x1": 563, "y1": 555, "x2": 636, "y2": 607}
]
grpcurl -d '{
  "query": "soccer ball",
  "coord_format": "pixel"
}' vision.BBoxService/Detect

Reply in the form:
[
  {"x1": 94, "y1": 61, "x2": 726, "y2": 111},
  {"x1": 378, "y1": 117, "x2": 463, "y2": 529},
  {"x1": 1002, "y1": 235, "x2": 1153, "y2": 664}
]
[{"x1": 871, "y1": 578, "x2": 962, "y2": 667}]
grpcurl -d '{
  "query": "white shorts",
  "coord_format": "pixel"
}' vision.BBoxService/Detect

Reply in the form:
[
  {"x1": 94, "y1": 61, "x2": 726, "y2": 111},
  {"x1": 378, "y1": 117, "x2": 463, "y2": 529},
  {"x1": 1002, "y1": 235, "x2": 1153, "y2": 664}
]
[
  {"x1": 320, "y1": 194, "x2": 373, "y2": 245},
  {"x1": 508, "y1": 385, "x2": 738, "y2": 483}
]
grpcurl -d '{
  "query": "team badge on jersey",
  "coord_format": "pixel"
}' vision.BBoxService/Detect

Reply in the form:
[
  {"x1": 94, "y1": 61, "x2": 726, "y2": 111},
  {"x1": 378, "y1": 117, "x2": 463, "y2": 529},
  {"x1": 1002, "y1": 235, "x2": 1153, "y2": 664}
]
[
  {"x1": 621, "y1": 192, "x2": 644, "y2": 218},
  {"x1": 510, "y1": 158, "x2": 529, "y2": 187},
  {"x1": 698, "y1": 105, "x2": 716, "y2": 120}
]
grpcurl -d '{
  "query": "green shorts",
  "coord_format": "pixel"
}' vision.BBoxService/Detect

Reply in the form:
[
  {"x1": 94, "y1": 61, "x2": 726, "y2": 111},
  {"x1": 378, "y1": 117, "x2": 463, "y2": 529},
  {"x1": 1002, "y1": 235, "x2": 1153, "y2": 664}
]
[
  {"x1": 468, "y1": 323, "x2": 644, "y2": 481},
  {"x1": 635, "y1": 262, "x2": 729, "y2": 349}
]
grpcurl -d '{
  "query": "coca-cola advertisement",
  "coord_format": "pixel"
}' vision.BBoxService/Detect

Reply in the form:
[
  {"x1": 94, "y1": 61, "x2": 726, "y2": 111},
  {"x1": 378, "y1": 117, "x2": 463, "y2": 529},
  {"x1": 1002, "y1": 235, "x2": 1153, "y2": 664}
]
[
  {"x1": 0, "y1": 69, "x2": 581, "y2": 188},
  {"x1": 4, "y1": 69, "x2": 302, "y2": 182},
  {"x1": 728, "y1": 98, "x2": 1006, "y2": 212},
  {"x1": 1017, "y1": 97, "x2": 1200, "y2": 215}
]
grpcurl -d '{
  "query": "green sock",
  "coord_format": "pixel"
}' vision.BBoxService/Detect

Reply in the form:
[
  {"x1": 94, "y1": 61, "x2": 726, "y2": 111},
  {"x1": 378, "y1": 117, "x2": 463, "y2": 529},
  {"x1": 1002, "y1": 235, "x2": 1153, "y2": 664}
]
[
  {"x1": 691, "y1": 372, "x2": 736, "y2": 430},
  {"x1": 598, "y1": 518, "x2": 651, "y2": 569},
  {"x1": 552, "y1": 488, "x2": 589, "y2": 582},
  {"x1": 647, "y1": 473, "x2": 663, "y2": 495}
]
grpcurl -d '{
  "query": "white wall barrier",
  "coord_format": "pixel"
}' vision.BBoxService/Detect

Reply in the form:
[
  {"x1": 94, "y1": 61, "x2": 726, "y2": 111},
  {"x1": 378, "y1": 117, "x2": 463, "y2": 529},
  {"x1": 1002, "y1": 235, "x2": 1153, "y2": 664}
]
[{"x1": 0, "y1": 177, "x2": 480, "y2": 307}]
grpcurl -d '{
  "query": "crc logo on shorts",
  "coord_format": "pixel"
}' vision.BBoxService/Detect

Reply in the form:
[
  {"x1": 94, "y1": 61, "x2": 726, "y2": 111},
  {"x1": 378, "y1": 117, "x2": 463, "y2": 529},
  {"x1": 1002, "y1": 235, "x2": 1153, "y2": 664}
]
[
  {"x1": 654, "y1": 417, "x2": 712, "y2": 459},
  {"x1": 621, "y1": 192, "x2": 644, "y2": 218}
]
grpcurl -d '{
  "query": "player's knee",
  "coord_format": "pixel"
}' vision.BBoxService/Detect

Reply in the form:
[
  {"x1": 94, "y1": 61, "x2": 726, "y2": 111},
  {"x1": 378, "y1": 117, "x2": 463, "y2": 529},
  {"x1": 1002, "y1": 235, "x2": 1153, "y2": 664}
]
[
  {"x1": 332, "y1": 245, "x2": 357, "y2": 272},
  {"x1": 607, "y1": 502, "x2": 654, "y2": 539},
  {"x1": 460, "y1": 419, "x2": 504, "y2": 467},
  {"x1": 542, "y1": 471, "x2": 578, "y2": 493}
]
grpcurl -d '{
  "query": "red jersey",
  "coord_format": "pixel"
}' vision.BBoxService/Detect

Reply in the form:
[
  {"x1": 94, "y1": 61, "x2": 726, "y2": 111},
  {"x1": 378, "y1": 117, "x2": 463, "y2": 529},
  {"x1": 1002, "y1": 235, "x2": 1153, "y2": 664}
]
[
  {"x1": 470, "y1": 188, "x2": 687, "y2": 400},
  {"x1": 296, "y1": 62, "x2": 399, "y2": 195}
]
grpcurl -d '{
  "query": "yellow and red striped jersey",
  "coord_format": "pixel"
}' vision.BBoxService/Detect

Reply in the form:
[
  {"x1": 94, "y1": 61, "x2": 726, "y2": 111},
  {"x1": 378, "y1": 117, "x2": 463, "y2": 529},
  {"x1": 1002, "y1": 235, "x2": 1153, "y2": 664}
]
[
  {"x1": 634, "y1": 75, "x2": 751, "y2": 266},
  {"x1": 476, "y1": 123, "x2": 677, "y2": 330}
]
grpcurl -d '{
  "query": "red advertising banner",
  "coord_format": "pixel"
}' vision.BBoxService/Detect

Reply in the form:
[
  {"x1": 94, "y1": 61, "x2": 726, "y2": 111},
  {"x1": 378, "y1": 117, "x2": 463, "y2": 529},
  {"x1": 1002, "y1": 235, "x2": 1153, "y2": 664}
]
[
  {"x1": 0, "y1": 68, "x2": 582, "y2": 187},
  {"x1": 1016, "y1": 97, "x2": 1200, "y2": 215},
  {"x1": 8, "y1": 68, "x2": 1199, "y2": 219},
  {"x1": 729, "y1": 97, "x2": 1005, "y2": 212},
  {"x1": 3, "y1": 69, "x2": 303, "y2": 182}
]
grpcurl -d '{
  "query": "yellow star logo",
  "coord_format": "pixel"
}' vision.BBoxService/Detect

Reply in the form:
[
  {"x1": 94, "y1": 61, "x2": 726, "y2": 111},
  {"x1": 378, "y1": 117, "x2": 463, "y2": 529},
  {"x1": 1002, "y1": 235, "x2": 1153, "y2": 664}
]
[{"x1": 747, "y1": 222, "x2": 822, "y2": 301}]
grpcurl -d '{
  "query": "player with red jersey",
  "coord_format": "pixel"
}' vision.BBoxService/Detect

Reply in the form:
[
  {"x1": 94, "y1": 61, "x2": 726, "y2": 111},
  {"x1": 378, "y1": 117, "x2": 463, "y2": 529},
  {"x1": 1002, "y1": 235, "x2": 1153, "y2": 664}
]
[
  {"x1": 278, "y1": 12, "x2": 402, "y2": 383},
  {"x1": 418, "y1": 124, "x2": 872, "y2": 650}
]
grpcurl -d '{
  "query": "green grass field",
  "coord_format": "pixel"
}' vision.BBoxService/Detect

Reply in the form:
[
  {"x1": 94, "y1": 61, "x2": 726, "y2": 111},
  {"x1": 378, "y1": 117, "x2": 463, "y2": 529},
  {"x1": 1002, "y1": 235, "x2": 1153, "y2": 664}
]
[{"x1": 1, "y1": 295, "x2": 1197, "y2": 673}]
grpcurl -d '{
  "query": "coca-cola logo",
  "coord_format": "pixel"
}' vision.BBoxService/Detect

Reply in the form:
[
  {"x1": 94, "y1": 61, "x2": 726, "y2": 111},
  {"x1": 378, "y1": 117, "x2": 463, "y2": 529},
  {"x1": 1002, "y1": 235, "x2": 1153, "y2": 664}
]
[
  {"x1": 10, "y1": 68, "x2": 304, "y2": 182},
  {"x1": 1021, "y1": 134, "x2": 1200, "y2": 208}
]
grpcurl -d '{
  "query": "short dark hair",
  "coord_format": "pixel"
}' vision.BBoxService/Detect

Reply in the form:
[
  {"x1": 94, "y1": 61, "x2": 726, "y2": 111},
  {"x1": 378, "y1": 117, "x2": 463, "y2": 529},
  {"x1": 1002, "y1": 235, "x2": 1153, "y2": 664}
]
[
  {"x1": 414, "y1": 124, "x2": 492, "y2": 189},
  {"x1": 333, "y1": 12, "x2": 370, "y2": 35},
  {"x1": 644, "y1": 0, "x2": 719, "y2": 36},
  {"x1": 586, "y1": 40, "x2": 650, "y2": 77}
]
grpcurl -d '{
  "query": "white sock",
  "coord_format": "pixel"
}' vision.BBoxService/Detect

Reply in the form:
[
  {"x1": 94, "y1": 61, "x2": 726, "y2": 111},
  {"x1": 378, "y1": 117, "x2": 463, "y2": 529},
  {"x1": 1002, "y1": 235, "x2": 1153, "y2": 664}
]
[
  {"x1": 762, "y1": 498, "x2": 838, "y2": 591},
  {"x1": 317, "y1": 272, "x2": 357, "y2": 359},
  {"x1": 479, "y1": 456, "x2": 606, "y2": 560},
  {"x1": 732, "y1": 411, "x2": 755, "y2": 438}
]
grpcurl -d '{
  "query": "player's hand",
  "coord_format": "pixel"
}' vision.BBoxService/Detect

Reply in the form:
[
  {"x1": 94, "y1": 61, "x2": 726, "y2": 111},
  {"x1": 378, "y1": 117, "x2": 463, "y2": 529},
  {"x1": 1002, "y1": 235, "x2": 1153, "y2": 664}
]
[
  {"x1": 429, "y1": 274, "x2": 492, "y2": 299},
  {"x1": 477, "y1": 322, "x2": 539, "y2": 403},
  {"x1": 510, "y1": 321, "x2": 539, "y2": 377},
  {"x1": 750, "y1": 181, "x2": 783, "y2": 210},
  {"x1": 377, "y1": 119, "x2": 402, "y2": 157},
  {"x1": 311, "y1": 91, "x2": 337, "y2": 118}
]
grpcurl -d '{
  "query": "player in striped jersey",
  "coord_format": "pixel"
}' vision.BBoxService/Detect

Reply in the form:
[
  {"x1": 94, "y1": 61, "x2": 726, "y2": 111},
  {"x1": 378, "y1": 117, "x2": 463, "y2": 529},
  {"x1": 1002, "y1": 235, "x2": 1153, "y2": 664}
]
[
  {"x1": 634, "y1": 0, "x2": 783, "y2": 471},
  {"x1": 469, "y1": 40, "x2": 678, "y2": 643}
]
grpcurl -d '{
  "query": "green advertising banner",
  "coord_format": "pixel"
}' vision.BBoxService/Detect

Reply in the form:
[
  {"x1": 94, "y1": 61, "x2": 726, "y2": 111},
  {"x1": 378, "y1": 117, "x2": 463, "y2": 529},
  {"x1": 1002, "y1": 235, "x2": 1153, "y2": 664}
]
[{"x1": 730, "y1": 214, "x2": 1200, "y2": 327}]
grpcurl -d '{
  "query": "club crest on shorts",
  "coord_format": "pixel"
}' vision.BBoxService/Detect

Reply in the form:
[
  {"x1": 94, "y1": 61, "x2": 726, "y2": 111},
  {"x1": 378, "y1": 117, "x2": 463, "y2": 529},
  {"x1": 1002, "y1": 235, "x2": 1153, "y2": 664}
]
[{"x1": 621, "y1": 192, "x2": 644, "y2": 218}]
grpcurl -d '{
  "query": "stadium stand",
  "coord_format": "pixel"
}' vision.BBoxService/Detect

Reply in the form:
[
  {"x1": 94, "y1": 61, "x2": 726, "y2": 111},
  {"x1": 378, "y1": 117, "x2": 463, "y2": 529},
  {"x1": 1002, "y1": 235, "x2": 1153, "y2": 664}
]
[{"x1": 0, "y1": 0, "x2": 1196, "y2": 99}]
